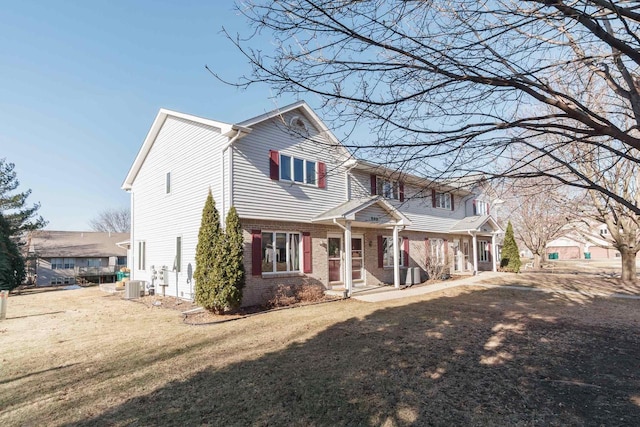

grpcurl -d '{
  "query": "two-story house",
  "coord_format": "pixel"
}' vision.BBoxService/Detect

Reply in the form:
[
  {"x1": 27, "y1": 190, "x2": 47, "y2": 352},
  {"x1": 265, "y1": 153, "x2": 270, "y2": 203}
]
[
  {"x1": 122, "y1": 101, "x2": 501, "y2": 306},
  {"x1": 27, "y1": 231, "x2": 129, "y2": 286}
]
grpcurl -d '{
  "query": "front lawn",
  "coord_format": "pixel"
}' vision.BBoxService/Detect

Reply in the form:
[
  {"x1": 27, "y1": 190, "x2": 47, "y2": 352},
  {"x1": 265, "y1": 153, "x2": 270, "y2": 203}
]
[{"x1": 1, "y1": 276, "x2": 639, "y2": 426}]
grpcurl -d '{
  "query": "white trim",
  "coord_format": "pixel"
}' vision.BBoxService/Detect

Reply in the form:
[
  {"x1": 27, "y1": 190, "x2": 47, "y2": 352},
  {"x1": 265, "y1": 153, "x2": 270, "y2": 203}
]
[{"x1": 393, "y1": 226, "x2": 400, "y2": 288}]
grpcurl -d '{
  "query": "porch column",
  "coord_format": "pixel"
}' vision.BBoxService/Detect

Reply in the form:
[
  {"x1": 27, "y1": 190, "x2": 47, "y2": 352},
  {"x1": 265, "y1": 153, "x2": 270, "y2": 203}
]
[
  {"x1": 393, "y1": 225, "x2": 400, "y2": 288},
  {"x1": 491, "y1": 233, "x2": 497, "y2": 272},
  {"x1": 472, "y1": 232, "x2": 478, "y2": 275},
  {"x1": 345, "y1": 221, "x2": 353, "y2": 296}
]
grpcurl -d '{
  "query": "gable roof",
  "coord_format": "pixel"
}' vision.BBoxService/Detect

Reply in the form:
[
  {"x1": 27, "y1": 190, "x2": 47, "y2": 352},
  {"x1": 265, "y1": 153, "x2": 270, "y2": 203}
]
[
  {"x1": 238, "y1": 100, "x2": 355, "y2": 162},
  {"x1": 123, "y1": 101, "x2": 353, "y2": 191},
  {"x1": 121, "y1": 108, "x2": 251, "y2": 190},
  {"x1": 449, "y1": 215, "x2": 502, "y2": 233},
  {"x1": 29, "y1": 231, "x2": 129, "y2": 258},
  {"x1": 312, "y1": 196, "x2": 411, "y2": 226}
]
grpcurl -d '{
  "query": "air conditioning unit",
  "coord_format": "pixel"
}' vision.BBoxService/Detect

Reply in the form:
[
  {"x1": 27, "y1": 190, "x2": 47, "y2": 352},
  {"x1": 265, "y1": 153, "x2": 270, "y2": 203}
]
[
  {"x1": 401, "y1": 267, "x2": 423, "y2": 286},
  {"x1": 125, "y1": 280, "x2": 143, "y2": 299}
]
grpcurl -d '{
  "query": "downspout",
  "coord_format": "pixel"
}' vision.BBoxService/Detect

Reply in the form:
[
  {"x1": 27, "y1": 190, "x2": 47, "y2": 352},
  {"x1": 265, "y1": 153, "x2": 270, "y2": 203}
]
[{"x1": 221, "y1": 129, "x2": 243, "y2": 221}]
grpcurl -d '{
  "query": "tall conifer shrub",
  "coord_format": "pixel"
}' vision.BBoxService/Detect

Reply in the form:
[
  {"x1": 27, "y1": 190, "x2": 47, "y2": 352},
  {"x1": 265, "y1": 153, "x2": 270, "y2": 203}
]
[
  {"x1": 194, "y1": 190, "x2": 223, "y2": 312},
  {"x1": 500, "y1": 221, "x2": 521, "y2": 273},
  {"x1": 194, "y1": 191, "x2": 245, "y2": 313},
  {"x1": 220, "y1": 206, "x2": 244, "y2": 310}
]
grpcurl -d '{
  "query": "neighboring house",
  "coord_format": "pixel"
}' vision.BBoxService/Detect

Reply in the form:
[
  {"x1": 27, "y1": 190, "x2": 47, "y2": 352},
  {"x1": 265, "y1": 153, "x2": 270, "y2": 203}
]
[
  {"x1": 546, "y1": 224, "x2": 636, "y2": 260},
  {"x1": 122, "y1": 101, "x2": 502, "y2": 306},
  {"x1": 27, "y1": 231, "x2": 129, "y2": 286}
]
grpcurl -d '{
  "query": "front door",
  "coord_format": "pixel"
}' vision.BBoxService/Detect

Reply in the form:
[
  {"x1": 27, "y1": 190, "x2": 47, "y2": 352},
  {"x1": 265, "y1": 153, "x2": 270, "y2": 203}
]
[
  {"x1": 463, "y1": 241, "x2": 470, "y2": 271},
  {"x1": 351, "y1": 237, "x2": 363, "y2": 283},
  {"x1": 328, "y1": 237, "x2": 342, "y2": 282}
]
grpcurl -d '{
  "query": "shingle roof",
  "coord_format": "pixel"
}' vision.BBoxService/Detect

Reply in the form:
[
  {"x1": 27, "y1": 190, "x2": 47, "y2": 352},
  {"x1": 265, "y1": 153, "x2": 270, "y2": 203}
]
[
  {"x1": 29, "y1": 231, "x2": 129, "y2": 258},
  {"x1": 449, "y1": 215, "x2": 500, "y2": 233}
]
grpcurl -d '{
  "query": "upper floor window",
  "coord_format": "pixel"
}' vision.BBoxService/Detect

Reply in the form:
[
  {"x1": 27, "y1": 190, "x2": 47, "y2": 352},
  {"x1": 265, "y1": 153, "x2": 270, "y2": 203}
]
[
  {"x1": 87, "y1": 258, "x2": 101, "y2": 267},
  {"x1": 599, "y1": 228, "x2": 608, "y2": 236},
  {"x1": 435, "y1": 192, "x2": 451, "y2": 209},
  {"x1": 51, "y1": 258, "x2": 74, "y2": 269},
  {"x1": 474, "y1": 200, "x2": 489, "y2": 215},
  {"x1": 166, "y1": 172, "x2": 171, "y2": 194},
  {"x1": 377, "y1": 178, "x2": 399, "y2": 200},
  {"x1": 280, "y1": 154, "x2": 317, "y2": 186},
  {"x1": 270, "y1": 150, "x2": 326, "y2": 188}
]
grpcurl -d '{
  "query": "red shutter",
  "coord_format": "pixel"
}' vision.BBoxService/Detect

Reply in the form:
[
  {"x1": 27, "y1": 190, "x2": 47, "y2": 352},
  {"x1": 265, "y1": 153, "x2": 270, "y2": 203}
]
[
  {"x1": 269, "y1": 150, "x2": 279, "y2": 180},
  {"x1": 371, "y1": 175, "x2": 377, "y2": 196},
  {"x1": 403, "y1": 237, "x2": 409, "y2": 267},
  {"x1": 473, "y1": 199, "x2": 477, "y2": 215},
  {"x1": 487, "y1": 204, "x2": 490, "y2": 216},
  {"x1": 302, "y1": 232, "x2": 312, "y2": 273},
  {"x1": 318, "y1": 162, "x2": 326, "y2": 189},
  {"x1": 251, "y1": 230, "x2": 262, "y2": 276},
  {"x1": 377, "y1": 235, "x2": 384, "y2": 268},
  {"x1": 399, "y1": 183, "x2": 405, "y2": 202},
  {"x1": 431, "y1": 189, "x2": 436, "y2": 207},
  {"x1": 451, "y1": 194, "x2": 454, "y2": 211}
]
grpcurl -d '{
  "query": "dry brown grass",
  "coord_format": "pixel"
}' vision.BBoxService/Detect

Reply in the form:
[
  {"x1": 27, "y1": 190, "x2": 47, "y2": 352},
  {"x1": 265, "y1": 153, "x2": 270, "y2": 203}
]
[{"x1": 1, "y1": 276, "x2": 639, "y2": 426}]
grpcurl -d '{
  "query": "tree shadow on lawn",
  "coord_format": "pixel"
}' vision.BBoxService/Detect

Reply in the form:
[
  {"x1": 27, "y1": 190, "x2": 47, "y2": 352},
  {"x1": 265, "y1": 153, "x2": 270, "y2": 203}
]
[
  {"x1": 72, "y1": 289, "x2": 640, "y2": 427},
  {"x1": 485, "y1": 272, "x2": 640, "y2": 297}
]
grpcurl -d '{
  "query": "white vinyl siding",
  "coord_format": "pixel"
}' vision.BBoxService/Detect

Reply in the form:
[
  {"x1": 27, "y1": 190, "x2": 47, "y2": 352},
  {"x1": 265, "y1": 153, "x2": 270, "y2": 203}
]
[
  {"x1": 130, "y1": 115, "x2": 227, "y2": 299},
  {"x1": 350, "y1": 170, "x2": 466, "y2": 233},
  {"x1": 233, "y1": 112, "x2": 349, "y2": 222}
]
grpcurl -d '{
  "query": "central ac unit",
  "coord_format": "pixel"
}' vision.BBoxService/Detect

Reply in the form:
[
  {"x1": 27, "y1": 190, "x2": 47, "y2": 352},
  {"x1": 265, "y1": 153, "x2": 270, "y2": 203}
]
[{"x1": 125, "y1": 280, "x2": 143, "y2": 299}]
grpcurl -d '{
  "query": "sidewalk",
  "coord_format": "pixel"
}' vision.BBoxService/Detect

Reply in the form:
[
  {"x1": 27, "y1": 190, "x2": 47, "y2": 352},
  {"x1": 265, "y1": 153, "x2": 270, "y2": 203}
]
[{"x1": 352, "y1": 271, "x2": 503, "y2": 302}]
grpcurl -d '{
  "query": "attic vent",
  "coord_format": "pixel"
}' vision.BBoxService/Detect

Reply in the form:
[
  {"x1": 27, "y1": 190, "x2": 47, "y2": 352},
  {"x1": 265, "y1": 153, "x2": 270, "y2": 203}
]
[{"x1": 290, "y1": 116, "x2": 307, "y2": 132}]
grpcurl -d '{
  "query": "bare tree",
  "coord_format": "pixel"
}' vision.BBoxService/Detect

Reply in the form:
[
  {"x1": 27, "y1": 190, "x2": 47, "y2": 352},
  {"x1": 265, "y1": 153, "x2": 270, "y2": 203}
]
[
  {"x1": 222, "y1": 1, "x2": 640, "y2": 214},
  {"x1": 89, "y1": 208, "x2": 130, "y2": 233},
  {"x1": 506, "y1": 180, "x2": 578, "y2": 269},
  {"x1": 573, "y1": 142, "x2": 640, "y2": 280}
]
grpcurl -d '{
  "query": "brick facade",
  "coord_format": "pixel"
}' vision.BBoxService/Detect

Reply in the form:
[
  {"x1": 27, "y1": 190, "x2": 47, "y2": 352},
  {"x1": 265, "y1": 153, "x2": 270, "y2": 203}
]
[{"x1": 239, "y1": 219, "x2": 487, "y2": 306}]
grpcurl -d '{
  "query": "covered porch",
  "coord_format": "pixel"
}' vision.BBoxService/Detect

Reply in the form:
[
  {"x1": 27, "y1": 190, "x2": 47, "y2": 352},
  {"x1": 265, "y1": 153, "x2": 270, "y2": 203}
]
[
  {"x1": 312, "y1": 196, "x2": 411, "y2": 297},
  {"x1": 449, "y1": 215, "x2": 503, "y2": 274}
]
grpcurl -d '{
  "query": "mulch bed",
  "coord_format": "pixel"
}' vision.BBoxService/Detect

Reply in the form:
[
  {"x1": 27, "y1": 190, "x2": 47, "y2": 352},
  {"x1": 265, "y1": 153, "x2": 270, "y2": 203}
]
[{"x1": 132, "y1": 293, "x2": 343, "y2": 325}]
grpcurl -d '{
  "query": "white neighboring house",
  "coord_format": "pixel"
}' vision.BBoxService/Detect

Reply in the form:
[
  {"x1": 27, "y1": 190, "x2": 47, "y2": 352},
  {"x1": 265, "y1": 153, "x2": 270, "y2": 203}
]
[{"x1": 122, "y1": 101, "x2": 503, "y2": 306}]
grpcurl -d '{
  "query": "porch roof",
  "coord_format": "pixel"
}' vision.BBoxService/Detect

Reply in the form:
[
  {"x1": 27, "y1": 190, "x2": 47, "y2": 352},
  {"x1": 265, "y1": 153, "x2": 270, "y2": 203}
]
[
  {"x1": 312, "y1": 196, "x2": 411, "y2": 227},
  {"x1": 449, "y1": 215, "x2": 502, "y2": 234}
]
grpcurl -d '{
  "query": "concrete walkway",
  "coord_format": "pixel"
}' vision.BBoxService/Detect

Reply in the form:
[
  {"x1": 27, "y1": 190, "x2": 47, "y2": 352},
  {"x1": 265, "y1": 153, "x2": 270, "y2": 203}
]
[
  {"x1": 352, "y1": 272, "x2": 503, "y2": 302},
  {"x1": 352, "y1": 272, "x2": 640, "y2": 302}
]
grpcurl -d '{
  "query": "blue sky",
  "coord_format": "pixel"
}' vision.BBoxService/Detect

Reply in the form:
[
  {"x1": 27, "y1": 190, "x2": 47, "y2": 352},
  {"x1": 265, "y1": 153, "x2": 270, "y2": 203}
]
[{"x1": 0, "y1": 1, "x2": 304, "y2": 231}]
